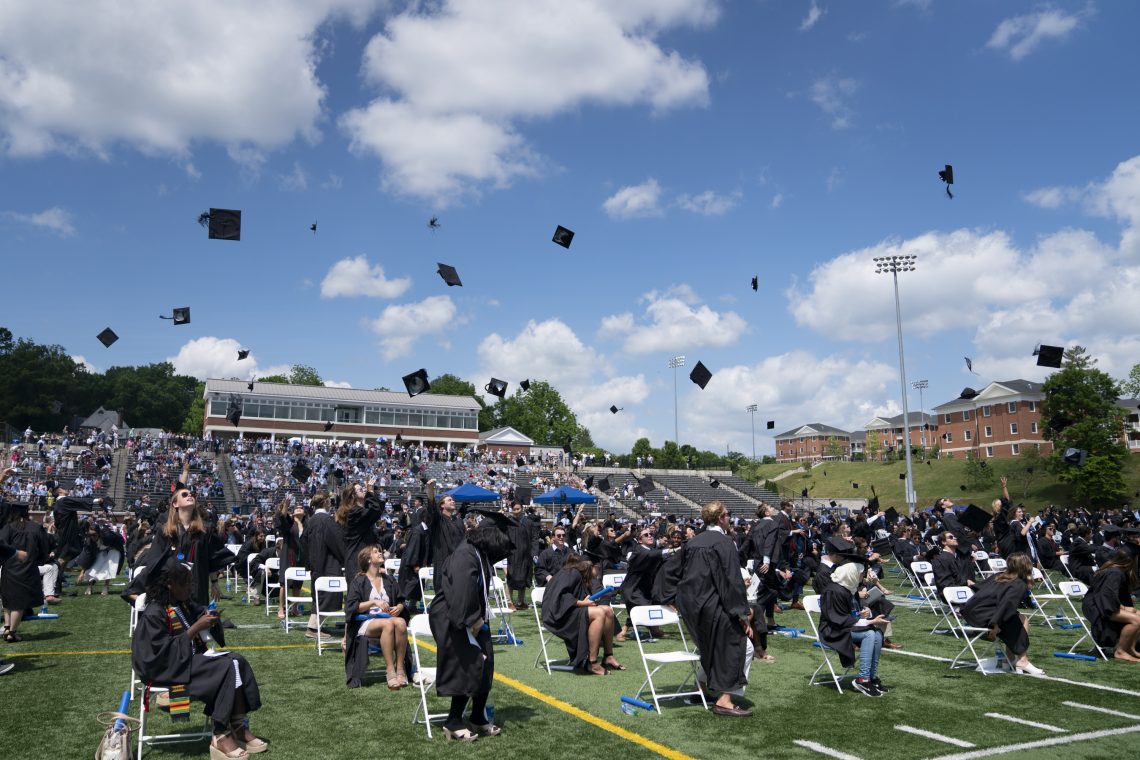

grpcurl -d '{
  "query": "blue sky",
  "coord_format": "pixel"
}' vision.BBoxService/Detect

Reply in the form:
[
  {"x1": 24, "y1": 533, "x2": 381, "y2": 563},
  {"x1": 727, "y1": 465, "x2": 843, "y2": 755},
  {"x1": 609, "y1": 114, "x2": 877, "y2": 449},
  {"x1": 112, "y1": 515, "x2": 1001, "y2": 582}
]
[{"x1": 2, "y1": 0, "x2": 1138, "y2": 455}]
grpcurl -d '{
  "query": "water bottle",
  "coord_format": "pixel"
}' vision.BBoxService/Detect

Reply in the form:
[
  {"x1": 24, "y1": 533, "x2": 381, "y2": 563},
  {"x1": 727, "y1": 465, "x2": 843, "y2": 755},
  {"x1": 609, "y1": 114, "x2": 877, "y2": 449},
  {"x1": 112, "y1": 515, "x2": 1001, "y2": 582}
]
[
  {"x1": 40, "y1": 603, "x2": 49, "y2": 616},
  {"x1": 621, "y1": 703, "x2": 637, "y2": 716},
  {"x1": 995, "y1": 646, "x2": 1005, "y2": 671},
  {"x1": 484, "y1": 701, "x2": 495, "y2": 723}
]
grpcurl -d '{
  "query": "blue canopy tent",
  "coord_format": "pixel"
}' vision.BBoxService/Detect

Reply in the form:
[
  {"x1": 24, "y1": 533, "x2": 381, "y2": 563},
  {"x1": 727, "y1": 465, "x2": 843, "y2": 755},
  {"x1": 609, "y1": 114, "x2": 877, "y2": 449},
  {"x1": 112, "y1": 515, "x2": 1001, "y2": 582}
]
[
  {"x1": 444, "y1": 482, "x2": 501, "y2": 503},
  {"x1": 533, "y1": 485, "x2": 597, "y2": 505}
]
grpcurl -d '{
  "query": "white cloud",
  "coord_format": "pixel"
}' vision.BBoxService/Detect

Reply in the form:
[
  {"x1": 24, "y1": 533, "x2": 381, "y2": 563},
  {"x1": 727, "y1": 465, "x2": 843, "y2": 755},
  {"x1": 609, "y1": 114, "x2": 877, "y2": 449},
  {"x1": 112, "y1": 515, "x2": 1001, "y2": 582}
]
[
  {"x1": 676, "y1": 189, "x2": 741, "y2": 216},
  {"x1": 810, "y1": 76, "x2": 857, "y2": 129},
  {"x1": 1022, "y1": 155, "x2": 1140, "y2": 255},
  {"x1": 771, "y1": 192, "x2": 784, "y2": 209},
  {"x1": 320, "y1": 256, "x2": 413, "y2": 299},
  {"x1": 800, "y1": 1, "x2": 824, "y2": 32},
  {"x1": 71, "y1": 355, "x2": 98, "y2": 373},
  {"x1": 3, "y1": 206, "x2": 76, "y2": 236},
  {"x1": 167, "y1": 337, "x2": 284, "y2": 381},
  {"x1": 0, "y1": 1, "x2": 382, "y2": 158},
  {"x1": 1022, "y1": 186, "x2": 1081, "y2": 209},
  {"x1": 826, "y1": 166, "x2": 844, "y2": 192},
  {"x1": 340, "y1": 0, "x2": 714, "y2": 203},
  {"x1": 600, "y1": 285, "x2": 747, "y2": 353},
  {"x1": 278, "y1": 162, "x2": 308, "y2": 192},
  {"x1": 986, "y1": 7, "x2": 1086, "y2": 61},
  {"x1": 602, "y1": 178, "x2": 665, "y2": 219},
  {"x1": 323, "y1": 380, "x2": 353, "y2": 389},
  {"x1": 367, "y1": 295, "x2": 458, "y2": 359}
]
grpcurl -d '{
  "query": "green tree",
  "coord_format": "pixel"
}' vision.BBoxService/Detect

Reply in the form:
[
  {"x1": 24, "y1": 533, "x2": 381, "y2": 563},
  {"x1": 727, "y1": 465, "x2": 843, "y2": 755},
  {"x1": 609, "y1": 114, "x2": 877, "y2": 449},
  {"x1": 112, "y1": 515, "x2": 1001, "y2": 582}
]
[
  {"x1": 0, "y1": 327, "x2": 101, "y2": 430},
  {"x1": 1121, "y1": 362, "x2": 1140, "y2": 398},
  {"x1": 825, "y1": 436, "x2": 843, "y2": 459},
  {"x1": 964, "y1": 451, "x2": 996, "y2": 490},
  {"x1": 1016, "y1": 444, "x2": 1044, "y2": 498},
  {"x1": 103, "y1": 363, "x2": 200, "y2": 430},
  {"x1": 1041, "y1": 346, "x2": 1128, "y2": 505},
  {"x1": 657, "y1": 440, "x2": 685, "y2": 469},
  {"x1": 865, "y1": 430, "x2": 882, "y2": 463},
  {"x1": 428, "y1": 373, "x2": 479, "y2": 398},
  {"x1": 258, "y1": 365, "x2": 324, "y2": 386},
  {"x1": 480, "y1": 380, "x2": 579, "y2": 446},
  {"x1": 631, "y1": 437, "x2": 653, "y2": 461},
  {"x1": 181, "y1": 383, "x2": 206, "y2": 436}
]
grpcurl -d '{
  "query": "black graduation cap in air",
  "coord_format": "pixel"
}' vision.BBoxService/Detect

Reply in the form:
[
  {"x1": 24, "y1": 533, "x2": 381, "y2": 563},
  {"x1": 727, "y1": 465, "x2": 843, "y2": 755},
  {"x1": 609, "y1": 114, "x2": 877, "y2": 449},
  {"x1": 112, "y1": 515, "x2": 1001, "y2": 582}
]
[
  {"x1": 515, "y1": 486, "x2": 533, "y2": 504},
  {"x1": 402, "y1": 369, "x2": 431, "y2": 397},
  {"x1": 585, "y1": 476, "x2": 595, "y2": 490},
  {"x1": 485, "y1": 378, "x2": 508, "y2": 398},
  {"x1": 751, "y1": 276, "x2": 758, "y2": 291},
  {"x1": 562, "y1": 437, "x2": 573, "y2": 454},
  {"x1": 852, "y1": 482, "x2": 859, "y2": 489},
  {"x1": 247, "y1": 380, "x2": 255, "y2": 391},
  {"x1": 552, "y1": 225, "x2": 575, "y2": 249},
  {"x1": 939, "y1": 164, "x2": 954, "y2": 199},
  {"x1": 709, "y1": 477, "x2": 720, "y2": 489},
  {"x1": 237, "y1": 349, "x2": 250, "y2": 360},
  {"x1": 689, "y1": 361, "x2": 712, "y2": 390},
  {"x1": 959, "y1": 387, "x2": 979, "y2": 400},
  {"x1": 310, "y1": 222, "x2": 317, "y2": 233},
  {"x1": 198, "y1": 208, "x2": 241, "y2": 241},
  {"x1": 596, "y1": 477, "x2": 610, "y2": 493},
  {"x1": 1062, "y1": 447, "x2": 1087, "y2": 466},
  {"x1": 898, "y1": 473, "x2": 906, "y2": 480},
  {"x1": 959, "y1": 504, "x2": 993, "y2": 533},
  {"x1": 885, "y1": 507, "x2": 900, "y2": 525},
  {"x1": 1034, "y1": 344, "x2": 1063, "y2": 369},
  {"x1": 632, "y1": 474, "x2": 653, "y2": 493},
  {"x1": 965, "y1": 357, "x2": 975, "y2": 374},
  {"x1": 437, "y1": 263, "x2": 462, "y2": 287},
  {"x1": 291, "y1": 461, "x2": 313, "y2": 482},
  {"x1": 428, "y1": 216, "x2": 441, "y2": 231},
  {"x1": 959, "y1": 484, "x2": 968, "y2": 491},
  {"x1": 609, "y1": 405, "x2": 622, "y2": 414},
  {"x1": 160, "y1": 307, "x2": 191, "y2": 325},
  {"x1": 227, "y1": 407, "x2": 242, "y2": 427},
  {"x1": 868, "y1": 485, "x2": 880, "y2": 513},
  {"x1": 97, "y1": 327, "x2": 119, "y2": 348},
  {"x1": 767, "y1": 420, "x2": 775, "y2": 430},
  {"x1": 520, "y1": 379, "x2": 531, "y2": 392},
  {"x1": 323, "y1": 421, "x2": 334, "y2": 432}
]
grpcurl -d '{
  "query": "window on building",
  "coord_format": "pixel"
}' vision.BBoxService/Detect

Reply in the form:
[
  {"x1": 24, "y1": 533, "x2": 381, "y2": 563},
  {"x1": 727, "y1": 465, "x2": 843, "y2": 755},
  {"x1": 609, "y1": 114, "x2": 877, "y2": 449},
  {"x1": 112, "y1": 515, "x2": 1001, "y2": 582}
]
[
  {"x1": 1007, "y1": 401, "x2": 1018, "y2": 413},
  {"x1": 984, "y1": 426, "x2": 992, "y2": 438},
  {"x1": 964, "y1": 429, "x2": 972, "y2": 441},
  {"x1": 982, "y1": 405, "x2": 991, "y2": 417},
  {"x1": 1011, "y1": 444, "x2": 1020, "y2": 455},
  {"x1": 1010, "y1": 423, "x2": 1018, "y2": 435},
  {"x1": 944, "y1": 413, "x2": 952, "y2": 424},
  {"x1": 963, "y1": 409, "x2": 972, "y2": 421},
  {"x1": 986, "y1": 446, "x2": 994, "y2": 457},
  {"x1": 944, "y1": 432, "x2": 953, "y2": 443},
  {"x1": 1028, "y1": 401, "x2": 1036, "y2": 412},
  {"x1": 1030, "y1": 422, "x2": 1038, "y2": 434}
]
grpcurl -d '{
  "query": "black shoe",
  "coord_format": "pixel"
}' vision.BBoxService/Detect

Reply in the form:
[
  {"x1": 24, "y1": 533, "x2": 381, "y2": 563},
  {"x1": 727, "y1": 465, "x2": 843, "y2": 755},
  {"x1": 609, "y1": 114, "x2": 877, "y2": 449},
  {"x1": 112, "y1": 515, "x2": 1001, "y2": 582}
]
[
  {"x1": 871, "y1": 677, "x2": 890, "y2": 693},
  {"x1": 852, "y1": 678, "x2": 883, "y2": 698},
  {"x1": 0, "y1": 660, "x2": 14, "y2": 676}
]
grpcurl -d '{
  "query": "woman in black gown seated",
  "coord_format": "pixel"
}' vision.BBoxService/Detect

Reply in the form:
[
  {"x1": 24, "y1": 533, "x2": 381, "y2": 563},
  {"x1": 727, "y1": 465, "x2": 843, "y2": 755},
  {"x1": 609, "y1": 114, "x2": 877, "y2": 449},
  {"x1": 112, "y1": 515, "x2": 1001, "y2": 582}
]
[
  {"x1": 132, "y1": 554, "x2": 267, "y2": 759},
  {"x1": 541, "y1": 554, "x2": 623, "y2": 675},
  {"x1": 344, "y1": 546, "x2": 408, "y2": 689},
  {"x1": 961, "y1": 552, "x2": 1044, "y2": 675},
  {"x1": 1082, "y1": 545, "x2": 1140, "y2": 663}
]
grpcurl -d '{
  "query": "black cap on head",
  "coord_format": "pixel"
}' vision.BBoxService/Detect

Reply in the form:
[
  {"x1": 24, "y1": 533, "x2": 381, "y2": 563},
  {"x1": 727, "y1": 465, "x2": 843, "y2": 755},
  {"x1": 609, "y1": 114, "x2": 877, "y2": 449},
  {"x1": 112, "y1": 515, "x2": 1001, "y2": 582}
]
[
  {"x1": 199, "y1": 208, "x2": 241, "y2": 241},
  {"x1": 1062, "y1": 447, "x2": 1087, "y2": 466},
  {"x1": 237, "y1": 349, "x2": 250, "y2": 360},
  {"x1": 751, "y1": 276, "x2": 758, "y2": 291},
  {"x1": 609, "y1": 405, "x2": 621, "y2": 414},
  {"x1": 689, "y1": 360, "x2": 712, "y2": 390},
  {"x1": 885, "y1": 507, "x2": 900, "y2": 524},
  {"x1": 1034, "y1": 344, "x2": 1064, "y2": 369},
  {"x1": 824, "y1": 535, "x2": 855, "y2": 556},
  {"x1": 597, "y1": 477, "x2": 610, "y2": 493},
  {"x1": 960, "y1": 387, "x2": 979, "y2": 400},
  {"x1": 469, "y1": 507, "x2": 520, "y2": 530},
  {"x1": 291, "y1": 461, "x2": 312, "y2": 482},
  {"x1": 97, "y1": 327, "x2": 119, "y2": 348},
  {"x1": 552, "y1": 225, "x2": 574, "y2": 249},
  {"x1": 520, "y1": 379, "x2": 530, "y2": 392},
  {"x1": 402, "y1": 369, "x2": 431, "y2": 397},
  {"x1": 323, "y1": 421, "x2": 333, "y2": 432},
  {"x1": 437, "y1": 263, "x2": 462, "y2": 287},
  {"x1": 959, "y1": 504, "x2": 993, "y2": 533},
  {"x1": 484, "y1": 378, "x2": 508, "y2": 398}
]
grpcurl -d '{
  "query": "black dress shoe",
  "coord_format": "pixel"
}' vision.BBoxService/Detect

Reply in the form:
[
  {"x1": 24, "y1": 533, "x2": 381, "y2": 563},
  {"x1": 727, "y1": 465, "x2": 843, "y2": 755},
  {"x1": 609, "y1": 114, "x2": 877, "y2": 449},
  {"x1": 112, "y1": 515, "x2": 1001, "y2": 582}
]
[{"x1": 712, "y1": 704, "x2": 753, "y2": 717}]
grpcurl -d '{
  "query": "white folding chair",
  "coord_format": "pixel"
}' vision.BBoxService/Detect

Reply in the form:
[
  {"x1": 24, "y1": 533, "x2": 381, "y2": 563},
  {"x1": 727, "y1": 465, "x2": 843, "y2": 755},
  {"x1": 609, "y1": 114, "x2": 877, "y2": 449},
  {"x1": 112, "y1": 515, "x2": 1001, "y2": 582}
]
[
  {"x1": 494, "y1": 558, "x2": 509, "y2": 585},
  {"x1": 531, "y1": 586, "x2": 573, "y2": 674},
  {"x1": 263, "y1": 557, "x2": 280, "y2": 616},
  {"x1": 223, "y1": 544, "x2": 241, "y2": 592},
  {"x1": 1024, "y1": 568, "x2": 1056, "y2": 629},
  {"x1": 135, "y1": 683, "x2": 212, "y2": 760},
  {"x1": 266, "y1": 534, "x2": 277, "y2": 547},
  {"x1": 418, "y1": 567, "x2": 435, "y2": 608},
  {"x1": 127, "y1": 565, "x2": 147, "y2": 635},
  {"x1": 408, "y1": 614, "x2": 447, "y2": 738},
  {"x1": 282, "y1": 567, "x2": 312, "y2": 633},
  {"x1": 802, "y1": 595, "x2": 850, "y2": 693},
  {"x1": 973, "y1": 551, "x2": 994, "y2": 578},
  {"x1": 314, "y1": 576, "x2": 348, "y2": 654},
  {"x1": 942, "y1": 586, "x2": 994, "y2": 674},
  {"x1": 602, "y1": 572, "x2": 627, "y2": 614},
  {"x1": 911, "y1": 561, "x2": 955, "y2": 634},
  {"x1": 1059, "y1": 554, "x2": 1076, "y2": 580},
  {"x1": 488, "y1": 576, "x2": 519, "y2": 646},
  {"x1": 1056, "y1": 580, "x2": 1110, "y2": 661},
  {"x1": 244, "y1": 554, "x2": 259, "y2": 603},
  {"x1": 988, "y1": 558, "x2": 1008, "y2": 574},
  {"x1": 384, "y1": 557, "x2": 401, "y2": 576},
  {"x1": 629, "y1": 605, "x2": 707, "y2": 713},
  {"x1": 128, "y1": 590, "x2": 148, "y2": 698}
]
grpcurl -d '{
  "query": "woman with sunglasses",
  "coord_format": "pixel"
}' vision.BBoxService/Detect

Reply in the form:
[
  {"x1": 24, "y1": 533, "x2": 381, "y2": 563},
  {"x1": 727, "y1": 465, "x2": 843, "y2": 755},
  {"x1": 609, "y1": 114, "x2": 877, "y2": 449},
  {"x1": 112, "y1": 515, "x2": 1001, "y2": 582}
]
[{"x1": 616, "y1": 526, "x2": 671, "y2": 641}]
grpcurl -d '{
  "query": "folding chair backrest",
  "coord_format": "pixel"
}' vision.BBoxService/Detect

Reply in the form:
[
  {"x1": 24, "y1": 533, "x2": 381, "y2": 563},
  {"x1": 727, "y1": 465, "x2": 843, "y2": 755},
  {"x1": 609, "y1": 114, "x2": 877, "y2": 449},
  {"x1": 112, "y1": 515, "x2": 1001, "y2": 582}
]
[
  {"x1": 911, "y1": 561, "x2": 933, "y2": 575},
  {"x1": 266, "y1": 535, "x2": 277, "y2": 546},
  {"x1": 630, "y1": 605, "x2": 680, "y2": 629},
  {"x1": 531, "y1": 586, "x2": 545, "y2": 606},
  {"x1": 973, "y1": 551, "x2": 988, "y2": 561},
  {"x1": 315, "y1": 576, "x2": 347, "y2": 594},
  {"x1": 943, "y1": 586, "x2": 974, "y2": 607},
  {"x1": 285, "y1": 567, "x2": 310, "y2": 583},
  {"x1": 384, "y1": 558, "x2": 401, "y2": 575},
  {"x1": 1060, "y1": 580, "x2": 1088, "y2": 597},
  {"x1": 1031, "y1": 568, "x2": 1045, "y2": 582},
  {"x1": 988, "y1": 558, "x2": 1008, "y2": 572},
  {"x1": 602, "y1": 573, "x2": 625, "y2": 590},
  {"x1": 409, "y1": 613, "x2": 432, "y2": 639},
  {"x1": 265, "y1": 557, "x2": 280, "y2": 572},
  {"x1": 418, "y1": 567, "x2": 433, "y2": 583},
  {"x1": 803, "y1": 594, "x2": 822, "y2": 615},
  {"x1": 131, "y1": 564, "x2": 147, "y2": 581}
]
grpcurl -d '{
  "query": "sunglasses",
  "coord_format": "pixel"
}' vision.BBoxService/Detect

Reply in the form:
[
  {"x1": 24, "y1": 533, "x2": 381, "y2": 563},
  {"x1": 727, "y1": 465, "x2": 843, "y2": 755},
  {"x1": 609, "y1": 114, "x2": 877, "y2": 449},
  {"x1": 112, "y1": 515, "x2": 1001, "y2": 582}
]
[{"x1": 640, "y1": 532, "x2": 654, "y2": 538}]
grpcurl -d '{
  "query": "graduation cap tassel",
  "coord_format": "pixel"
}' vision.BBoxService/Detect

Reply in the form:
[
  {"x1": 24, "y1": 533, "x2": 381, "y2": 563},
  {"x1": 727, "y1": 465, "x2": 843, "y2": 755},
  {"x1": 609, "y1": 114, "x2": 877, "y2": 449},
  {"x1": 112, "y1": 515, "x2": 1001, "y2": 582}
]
[{"x1": 946, "y1": 185, "x2": 953, "y2": 200}]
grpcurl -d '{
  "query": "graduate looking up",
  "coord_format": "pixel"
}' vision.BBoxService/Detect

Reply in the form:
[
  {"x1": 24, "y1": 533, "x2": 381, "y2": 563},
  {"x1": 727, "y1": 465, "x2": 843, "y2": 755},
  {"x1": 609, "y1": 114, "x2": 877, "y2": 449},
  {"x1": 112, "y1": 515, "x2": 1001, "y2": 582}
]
[{"x1": 424, "y1": 479, "x2": 465, "y2": 585}]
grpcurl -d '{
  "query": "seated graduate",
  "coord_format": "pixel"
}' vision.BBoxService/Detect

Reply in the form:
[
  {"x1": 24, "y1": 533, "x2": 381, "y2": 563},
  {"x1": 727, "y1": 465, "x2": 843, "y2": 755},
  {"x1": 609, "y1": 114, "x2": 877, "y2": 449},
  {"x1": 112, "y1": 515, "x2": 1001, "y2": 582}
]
[
  {"x1": 427, "y1": 509, "x2": 515, "y2": 742},
  {"x1": 1081, "y1": 543, "x2": 1140, "y2": 663},
  {"x1": 542, "y1": 552, "x2": 623, "y2": 675},
  {"x1": 132, "y1": 553, "x2": 266, "y2": 759},
  {"x1": 819, "y1": 560, "x2": 891, "y2": 698},
  {"x1": 535, "y1": 525, "x2": 571, "y2": 587},
  {"x1": 616, "y1": 526, "x2": 673, "y2": 641},
  {"x1": 932, "y1": 531, "x2": 975, "y2": 600},
  {"x1": 344, "y1": 546, "x2": 408, "y2": 689},
  {"x1": 961, "y1": 552, "x2": 1043, "y2": 675}
]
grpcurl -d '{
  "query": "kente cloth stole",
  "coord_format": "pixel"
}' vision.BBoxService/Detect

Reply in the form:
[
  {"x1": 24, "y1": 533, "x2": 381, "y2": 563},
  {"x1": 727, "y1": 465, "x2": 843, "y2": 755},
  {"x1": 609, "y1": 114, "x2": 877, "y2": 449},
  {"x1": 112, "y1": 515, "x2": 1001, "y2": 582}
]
[{"x1": 164, "y1": 606, "x2": 192, "y2": 721}]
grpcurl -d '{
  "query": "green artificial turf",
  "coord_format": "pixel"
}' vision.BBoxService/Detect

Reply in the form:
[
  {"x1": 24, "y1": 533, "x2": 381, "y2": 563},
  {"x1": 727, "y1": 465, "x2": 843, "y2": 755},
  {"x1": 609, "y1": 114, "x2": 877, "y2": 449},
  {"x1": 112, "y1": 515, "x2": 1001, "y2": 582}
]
[{"x1": 2, "y1": 565, "x2": 1139, "y2": 760}]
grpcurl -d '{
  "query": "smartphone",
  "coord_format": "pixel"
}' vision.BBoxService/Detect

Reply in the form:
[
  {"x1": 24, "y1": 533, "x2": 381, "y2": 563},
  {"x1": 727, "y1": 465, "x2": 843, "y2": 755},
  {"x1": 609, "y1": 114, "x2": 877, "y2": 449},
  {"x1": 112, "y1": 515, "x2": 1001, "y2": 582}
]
[{"x1": 882, "y1": 615, "x2": 896, "y2": 621}]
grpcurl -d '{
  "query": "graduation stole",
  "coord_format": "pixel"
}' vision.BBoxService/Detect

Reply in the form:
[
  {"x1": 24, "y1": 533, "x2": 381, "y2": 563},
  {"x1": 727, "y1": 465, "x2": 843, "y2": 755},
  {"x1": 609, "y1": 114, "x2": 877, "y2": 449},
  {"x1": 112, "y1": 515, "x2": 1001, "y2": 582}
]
[{"x1": 164, "y1": 606, "x2": 193, "y2": 721}]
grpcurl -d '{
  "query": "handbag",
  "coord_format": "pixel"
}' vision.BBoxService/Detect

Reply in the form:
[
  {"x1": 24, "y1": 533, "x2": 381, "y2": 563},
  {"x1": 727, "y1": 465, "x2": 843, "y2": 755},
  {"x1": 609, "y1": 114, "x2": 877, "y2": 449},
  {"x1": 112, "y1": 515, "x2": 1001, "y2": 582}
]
[{"x1": 94, "y1": 712, "x2": 136, "y2": 760}]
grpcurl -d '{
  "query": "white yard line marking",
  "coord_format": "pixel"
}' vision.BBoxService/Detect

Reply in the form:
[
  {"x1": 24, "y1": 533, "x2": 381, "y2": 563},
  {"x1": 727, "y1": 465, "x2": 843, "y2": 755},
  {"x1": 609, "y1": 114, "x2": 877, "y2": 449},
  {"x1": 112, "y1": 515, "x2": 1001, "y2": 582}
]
[
  {"x1": 792, "y1": 740, "x2": 865, "y2": 760},
  {"x1": 894, "y1": 726, "x2": 975, "y2": 748},
  {"x1": 1060, "y1": 701, "x2": 1140, "y2": 721},
  {"x1": 924, "y1": 724, "x2": 1140, "y2": 760},
  {"x1": 983, "y1": 713, "x2": 1067, "y2": 733}
]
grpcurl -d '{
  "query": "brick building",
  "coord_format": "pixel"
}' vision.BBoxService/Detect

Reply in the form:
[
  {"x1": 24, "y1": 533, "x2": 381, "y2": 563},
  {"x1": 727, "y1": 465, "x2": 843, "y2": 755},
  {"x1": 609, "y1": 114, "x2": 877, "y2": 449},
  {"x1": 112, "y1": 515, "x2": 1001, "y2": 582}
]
[
  {"x1": 774, "y1": 423, "x2": 852, "y2": 463},
  {"x1": 931, "y1": 379, "x2": 1052, "y2": 459},
  {"x1": 863, "y1": 412, "x2": 938, "y2": 460}
]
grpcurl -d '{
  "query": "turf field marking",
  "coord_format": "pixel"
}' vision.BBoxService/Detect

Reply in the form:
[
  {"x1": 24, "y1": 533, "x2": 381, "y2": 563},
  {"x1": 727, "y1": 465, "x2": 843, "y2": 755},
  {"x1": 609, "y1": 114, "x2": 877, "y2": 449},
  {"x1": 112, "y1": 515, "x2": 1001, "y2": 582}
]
[
  {"x1": 894, "y1": 726, "x2": 975, "y2": 747},
  {"x1": 922, "y1": 724, "x2": 1140, "y2": 760},
  {"x1": 1060, "y1": 700, "x2": 1140, "y2": 721},
  {"x1": 792, "y1": 739, "x2": 865, "y2": 759},
  {"x1": 415, "y1": 639, "x2": 694, "y2": 760},
  {"x1": 982, "y1": 713, "x2": 1066, "y2": 733}
]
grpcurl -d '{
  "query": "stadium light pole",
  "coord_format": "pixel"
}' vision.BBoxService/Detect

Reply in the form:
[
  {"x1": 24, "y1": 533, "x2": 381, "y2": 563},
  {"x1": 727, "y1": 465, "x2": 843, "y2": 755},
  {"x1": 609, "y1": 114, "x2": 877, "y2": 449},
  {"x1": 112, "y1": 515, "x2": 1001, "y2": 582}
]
[
  {"x1": 668, "y1": 355, "x2": 685, "y2": 445},
  {"x1": 875, "y1": 254, "x2": 917, "y2": 513},
  {"x1": 746, "y1": 404, "x2": 758, "y2": 461},
  {"x1": 912, "y1": 379, "x2": 929, "y2": 449}
]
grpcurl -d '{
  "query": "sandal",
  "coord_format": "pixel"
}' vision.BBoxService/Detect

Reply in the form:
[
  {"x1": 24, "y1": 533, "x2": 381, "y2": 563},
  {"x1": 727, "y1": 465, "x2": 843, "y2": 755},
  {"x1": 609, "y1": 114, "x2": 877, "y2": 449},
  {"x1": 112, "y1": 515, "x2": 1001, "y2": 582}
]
[
  {"x1": 442, "y1": 727, "x2": 479, "y2": 742},
  {"x1": 386, "y1": 674, "x2": 401, "y2": 690},
  {"x1": 209, "y1": 735, "x2": 249, "y2": 760},
  {"x1": 603, "y1": 656, "x2": 626, "y2": 671},
  {"x1": 470, "y1": 722, "x2": 502, "y2": 737},
  {"x1": 754, "y1": 654, "x2": 776, "y2": 663},
  {"x1": 584, "y1": 659, "x2": 607, "y2": 676},
  {"x1": 4, "y1": 632, "x2": 20, "y2": 643}
]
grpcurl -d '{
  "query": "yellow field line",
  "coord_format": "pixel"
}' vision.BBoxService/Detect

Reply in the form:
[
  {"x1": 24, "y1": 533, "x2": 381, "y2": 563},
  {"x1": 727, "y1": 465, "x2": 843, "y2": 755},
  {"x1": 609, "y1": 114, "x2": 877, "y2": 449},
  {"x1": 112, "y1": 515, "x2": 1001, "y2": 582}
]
[{"x1": 417, "y1": 639, "x2": 693, "y2": 760}]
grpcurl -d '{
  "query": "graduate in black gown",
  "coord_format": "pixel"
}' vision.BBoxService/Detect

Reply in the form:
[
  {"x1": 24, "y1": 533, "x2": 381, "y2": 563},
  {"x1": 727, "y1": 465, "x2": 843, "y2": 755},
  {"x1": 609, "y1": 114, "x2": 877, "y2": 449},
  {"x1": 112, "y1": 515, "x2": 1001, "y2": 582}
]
[
  {"x1": 303, "y1": 491, "x2": 345, "y2": 640},
  {"x1": 427, "y1": 510, "x2": 514, "y2": 742},
  {"x1": 673, "y1": 502, "x2": 753, "y2": 717},
  {"x1": 341, "y1": 480, "x2": 386, "y2": 568},
  {"x1": 1081, "y1": 545, "x2": 1140, "y2": 662},
  {"x1": 131, "y1": 554, "x2": 266, "y2": 758},
  {"x1": 344, "y1": 546, "x2": 408, "y2": 689},
  {"x1": 1067, "y1": 526, "x2": 1098, "y2": 584},
  {"x1": 535, "y1": 527, "x2": 571, "y2": 587},
  {"x1": 541, "y1": 554, "x2": 622, "y2": 675},
  {"x1": 0, "y1": 532, "x2": 26, "y2": 674},
  {"x1": 505, "y1": 500, "x2": 536, "y2": 609},
  {"x1": 819, "y1": 560, "x2": 890, "y2": 697},
  {"x1": 0, "y1": 501, "x2": 52, "y2": 642},
  {"x1": 617, "y1": 527, "x2": 672, "y2": 640},
  {"x1": 273, "y1": 498, "x2": 305, "y2": 620},
  {"x1": 962, "y1": 553, "x2": 1044, "y2": 674},
  {"x1": 424, "y1": 480, "x2": 465, "y2": 586}
]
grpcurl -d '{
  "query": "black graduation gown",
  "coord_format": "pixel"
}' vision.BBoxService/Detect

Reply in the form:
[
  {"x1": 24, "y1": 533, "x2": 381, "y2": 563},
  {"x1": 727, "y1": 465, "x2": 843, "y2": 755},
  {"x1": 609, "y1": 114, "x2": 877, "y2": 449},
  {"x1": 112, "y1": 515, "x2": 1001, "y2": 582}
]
[
  {"x1": 747, "y1": 518, "x2": 780, "y2": 565},
  {"x1": 962, "y1": 578, "x2": 1030, "y2": 654},
  {"x1": 1068, "y1": 539, "x2": 1097, "y2": 585},
  {"x1": 425, "y1": 498, "x2": 465, "y2": 584},
  {"x1": 1038, "y1": 538, "x2": 1063, "y2": 572},
  {"x1": 655, "y1": 546, "x2": 685, "y2": 606},
  {"x1": 0, "y1": 518, "x2": 51, "y2": 610},
  {"x1": 136, "y1": 528, "x2": 234, "y2": 607},
  {"x1": 131, "y1": 601, "x2": 260, "y2": 722},
  {"x1": 535, "y1": 544, "x2": 569, "y2": 587},
  {"x1": 541, "y1": 567, "x2": 592, "y2": 669},
  {"x1": 674, "y1": 529, "x2": 749, "y2": 694},
  {"x1": 818, "y1": 582, "x2": 861, "y2": 667},
  {"x1": 1082, "y1": 567, "x2": 1133, "y2": 652},
  {"x1": 51, "y1": 495, "x2": 91, "y2": 562},
  {"x1": 344, "y1": 494, "x2": 386, "y2": 569},
  {"x1": 397, "y1": 521, "x2": 430, "y2": 603},
  {"x1": 506, "y1": 517, "x2": 534, "y2": 591},
  {"x1": 303, "y1": 512, "x2": 346, "y2": 579},
  {"x1": 620, "y1": 545, "x2": 665, "y2": 608},
  {"x1": 273, "y1": 512, "x2": 303, "y2": 570},
  {"x1": 931, "y1": 550, "x2": 964, "y2": 598},
  {"x1": 343, "y1": 572, "x2": 405, "y2": 688},
  {"x1": 812, "y1": 560, "x2": 836, "y2": 596},
  {"x1": 427, "y1": 542, "x2": 494, "y2": 698}
]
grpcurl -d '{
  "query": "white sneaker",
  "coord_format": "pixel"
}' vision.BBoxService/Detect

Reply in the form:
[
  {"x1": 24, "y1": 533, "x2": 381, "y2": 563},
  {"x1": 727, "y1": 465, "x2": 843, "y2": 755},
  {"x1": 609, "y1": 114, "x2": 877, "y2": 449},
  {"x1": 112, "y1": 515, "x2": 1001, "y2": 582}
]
[{"x1": 1016, "y1": 662, "x2": 1045, "y2": 676}]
